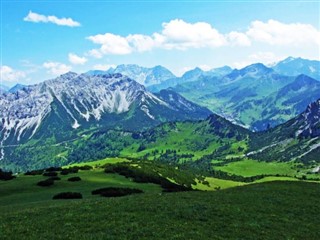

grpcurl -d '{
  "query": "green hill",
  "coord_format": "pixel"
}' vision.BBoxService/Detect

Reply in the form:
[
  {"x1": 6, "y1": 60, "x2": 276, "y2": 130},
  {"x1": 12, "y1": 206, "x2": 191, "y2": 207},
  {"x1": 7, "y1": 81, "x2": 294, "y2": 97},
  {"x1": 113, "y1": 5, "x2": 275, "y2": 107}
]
[
  {"x1": 3, "y1": 114, "x2": 251, "y2": 172},
  {"x1": 0, "y1": 180, "x2": 319, "y2": 240}
]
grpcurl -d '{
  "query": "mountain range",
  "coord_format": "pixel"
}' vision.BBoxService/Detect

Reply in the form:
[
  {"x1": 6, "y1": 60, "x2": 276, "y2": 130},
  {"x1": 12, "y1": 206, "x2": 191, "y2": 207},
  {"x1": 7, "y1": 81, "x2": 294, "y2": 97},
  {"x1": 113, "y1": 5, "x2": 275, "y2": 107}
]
[
  {"x1": 171, "y1": 60, "x2": 320, "y2": 131},
  {"x1": 0, "y1": 72, "x2": 211, "y2": 147},
  {"x1": 0, "y1": 84, "x2": 9, "y2": 94},
  {"x1": 272, "y1": 57, "x2": 320, "y2": 80},
  {"x1": 147, "y1": 66, "x2": 232, "y2": 92},
  {"x1": 3, "y1": 97, "x2": 319, "y2": 172},
  {"x1": 0, "y1": 57, "x2": 319, "y2": 171},
  {"x1": 88, "y1": 64, "x2": 176, "y2": 87}
]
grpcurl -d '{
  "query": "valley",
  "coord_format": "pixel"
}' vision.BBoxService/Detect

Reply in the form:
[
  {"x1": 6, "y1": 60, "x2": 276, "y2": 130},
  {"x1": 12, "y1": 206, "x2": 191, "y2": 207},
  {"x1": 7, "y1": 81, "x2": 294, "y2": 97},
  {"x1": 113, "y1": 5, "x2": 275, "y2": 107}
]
[
  {"x1": 1, "y1": 58, "x2": 319, "y2": 240},
  {"x1": 2, "y1": 1, "x2": 320, "y2": 239},
  {"x1": 170, "y1": 62, "x2": 320, "y2": 131}
]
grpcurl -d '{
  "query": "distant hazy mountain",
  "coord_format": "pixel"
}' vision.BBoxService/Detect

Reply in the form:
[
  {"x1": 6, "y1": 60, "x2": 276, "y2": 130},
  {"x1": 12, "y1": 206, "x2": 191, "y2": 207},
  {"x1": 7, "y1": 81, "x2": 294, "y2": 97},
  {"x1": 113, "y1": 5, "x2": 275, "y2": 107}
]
[
  {"x1": 0, "y1": 72, "x2": 211, "y2": 147},
  {"x1": 0, "y1": 84, "x2": 9, "y2": 94},
  {"x1": 87, "y1": 64, "x2": 176, "y2": 87},
  {"x1": 272, "y1": 57, "x2": 320, "y2": 80},
  {"x1": 172, "y1": 63, "x2": 320, "y2": 131},
  {"x1": 8, "y1": 84, "x2": 26, "y2": 93},
  {"x1": 248, "y1": 74, "x2": 320, "y2": 130},
  {"x1": 148, "y1": 66, "x2": 233, "y2": 92}
]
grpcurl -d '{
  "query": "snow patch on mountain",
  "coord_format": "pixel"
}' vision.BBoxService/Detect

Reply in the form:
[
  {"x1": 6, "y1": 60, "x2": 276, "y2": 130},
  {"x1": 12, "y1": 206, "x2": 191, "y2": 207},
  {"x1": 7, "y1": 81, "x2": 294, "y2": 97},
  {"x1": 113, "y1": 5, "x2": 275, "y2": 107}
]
[
  {"x1": 141, "y1": 105, "x2": 155, "y2": 120},
  {"x1": 0, "y1": 73, "x2": 152, "y2": 142},
  {"x1": 1, "y1": 71, "x2": 208, "y2": 146},
  {"x1": 309, "y1": 66, "x2": 316, "y2": 73},
  {"x1": 109, "y1": 64, "x2": 176, "y2": 86}
]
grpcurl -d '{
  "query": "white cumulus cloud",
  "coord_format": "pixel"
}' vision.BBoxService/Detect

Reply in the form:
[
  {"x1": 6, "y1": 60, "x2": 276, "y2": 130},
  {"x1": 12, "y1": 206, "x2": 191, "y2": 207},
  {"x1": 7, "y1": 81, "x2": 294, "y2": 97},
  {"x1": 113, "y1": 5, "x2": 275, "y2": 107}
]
[
  {"x1": 43, "y1": 61, "x2": 72, "y2": 75},
  {"x1": 93, "y1": 64, "x2": 116, "y2": 71},
  {"x1": 160, "y1": 19, "x2": 227, "y2": 49},
  {"x1": 86, "y1": 18, "x2": 320, "y2": 60},
  {"x1": 87, "y1": 49, "x2": 103, "y2": 59},
  {"x1": 24, "y1": 11, "x2": 80, "y2": 27},
  {"x1": 227, "y1": 31, "x2": 251, "y2": 46},
  {"x1": 68, "y1": 53, "x2": 87, "y2": 65},
  {"x1": 87, "y1": 33, "x2": 132, "y2": 56},
  {"x1": 246, "y1": 19, "x2": 320, "y2": 46},
  {"x1": 0, "y1": 65, "x2": 26, "y2": 82},
  {"x1": 126, "y1": 34, "x2": 156, "y2": 52},
  {"x1": 87, "y1": 19, "x2": 227, "y2": 57}
]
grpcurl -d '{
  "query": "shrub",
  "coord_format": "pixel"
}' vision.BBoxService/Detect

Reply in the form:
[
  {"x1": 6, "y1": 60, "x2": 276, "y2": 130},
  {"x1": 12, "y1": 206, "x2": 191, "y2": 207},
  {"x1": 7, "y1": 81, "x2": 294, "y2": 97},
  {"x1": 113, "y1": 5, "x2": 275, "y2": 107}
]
[
  {"x1": 160, "y1": 180, "x2": 192, "y2": 192},
  {"x1": 78, "y1": 165, "x2": 92, "y2": 170},
  {"x1": 37, "y1": 178, "x2": 54, "y2": 187},
  {"x1": 92, "y1": 187, "x2": 143, "y2": 197},
  {"x1": 43, "y1": 172, "x2": 58, "y2": 177},
  {"x1": 45, "y1": 167, "x2": 62, "y2": 172},
  {"x1": 60, "y1": 167, "x2": 79, "y2": 175},
  {"x1": 60, "y1": 169, "x2": 70, "y2": 175},
  {"x1": 52, "y1": 192, "x2": 82, "y2": 200},
  {"x1": 301, "y1": 175, "x2": 307, "y2": 180},
  {"x1": 0, "y1": 169, "x2": 15, "y2": 181},
  {"x1": 137, "y1": 144, "x2": 146, "y2": 152},
  {"x1": 24, "y1": 170, "x2": 44, "y2": 176},
  {"x1": 68, "y1": 176, "x2": 81, "y2": 182}
]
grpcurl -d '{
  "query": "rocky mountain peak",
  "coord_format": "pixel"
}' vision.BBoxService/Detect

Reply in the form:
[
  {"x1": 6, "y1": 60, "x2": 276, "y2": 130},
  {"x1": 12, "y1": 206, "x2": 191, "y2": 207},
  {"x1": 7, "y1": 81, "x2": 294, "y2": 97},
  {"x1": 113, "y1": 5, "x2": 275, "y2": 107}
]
[
  {"x1": 296, "y1": 99, "x2": 320, "y2": 138},
  {"x1": 0, "y1": 72, "x2": 211, "y2": 146}
]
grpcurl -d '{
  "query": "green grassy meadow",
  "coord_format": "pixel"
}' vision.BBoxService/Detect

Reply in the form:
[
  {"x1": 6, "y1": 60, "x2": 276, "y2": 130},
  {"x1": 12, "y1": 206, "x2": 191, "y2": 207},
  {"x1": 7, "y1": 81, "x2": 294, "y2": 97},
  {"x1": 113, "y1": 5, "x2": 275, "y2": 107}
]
[
  {"x1": 0, "y1": 167, "x2": 161, "y2": 207},
  {"x1": 214, "y1": 159, "x2": 298, "y2": 177},
  {"x1": 1, "y1": 181, "x2": 319, "y2": 240}
]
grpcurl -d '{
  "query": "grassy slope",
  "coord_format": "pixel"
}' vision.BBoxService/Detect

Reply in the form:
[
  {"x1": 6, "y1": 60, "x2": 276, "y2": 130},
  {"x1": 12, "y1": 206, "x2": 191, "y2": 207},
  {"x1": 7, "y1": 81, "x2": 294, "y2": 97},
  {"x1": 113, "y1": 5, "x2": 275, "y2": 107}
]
[
  {"x1": 0, "y1": 168, "x2": 161, "y2": 207},
  {"x1": 67, "y1": 157, "x2": 130, "y2": 167},
  {"x1": 121, "y1": 119, "x2": 250, "y2": 161},
  {"x1": 1, "y1": 157, "x2": 310, "y2": 208},
  {"x1": 214, "y1": 159, "x2": 298, "y2": 177},
  {"x1": 194, "y1": 177, "x2": 246, "y2": 190},
  {"x1": 0, "y1": 181, "x2": 319, "y2": 240}
]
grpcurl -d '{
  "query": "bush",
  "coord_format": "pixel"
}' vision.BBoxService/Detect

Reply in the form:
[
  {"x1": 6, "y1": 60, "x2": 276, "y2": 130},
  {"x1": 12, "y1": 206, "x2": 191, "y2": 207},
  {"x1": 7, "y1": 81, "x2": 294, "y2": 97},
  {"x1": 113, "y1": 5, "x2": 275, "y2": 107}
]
[
  {"x1": 60, "y1": 169, "x2": 70, "y2": 175},
  {"x1": 25, "y1": 170, "x2": 44, "y2": 176},
  {"x1": 60, "y1": 167, "x2": 79, "y2": 175},
  {"x1": 37, "y1": 178, "x2": 54, "y2": 187},
  {"x1": 137, "y1": 144, "x2": 146, "y2": 152},
  {"x1": 52, "y1": 192, "x2": 82, "y2": 200},
  {"x1": 45, "y1": 167, "x2": 62, "y2": 172},
  {"x1": 92, "y1": 187, "x2": 143, "y2": 197},
  {"x1": 68, "y1": 176, "x2": 81, "y2": 182},
  {"x1": 43, "y1": 172, "x2": 58, "y2": 177},
  {"x1": 301, "y1": 175, "x2": 307, "y2": 180},
  {"x1": 78, "y1": 165, "x2": 92, "y2": 170},
  {"x1": 160, "y1": 180, "x2": 192, "y2": 192},
  {"x1": 0, "y1": 169, "x2": 15, "y2": 181}
]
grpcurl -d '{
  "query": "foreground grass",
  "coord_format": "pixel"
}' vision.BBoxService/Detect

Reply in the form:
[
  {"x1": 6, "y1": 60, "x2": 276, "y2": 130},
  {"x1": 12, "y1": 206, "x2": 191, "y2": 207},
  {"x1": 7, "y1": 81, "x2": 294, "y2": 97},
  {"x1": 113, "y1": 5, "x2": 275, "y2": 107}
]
[{"x1": 0, "y1": 181, "x2": 319, "y2": 240}]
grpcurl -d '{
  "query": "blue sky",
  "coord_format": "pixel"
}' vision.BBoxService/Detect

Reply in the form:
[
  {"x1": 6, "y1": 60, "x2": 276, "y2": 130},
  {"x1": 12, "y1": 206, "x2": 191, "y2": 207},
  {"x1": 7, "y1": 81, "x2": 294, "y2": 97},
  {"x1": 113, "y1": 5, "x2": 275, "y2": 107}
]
[{"x1": 1, "y1": 0, "x2": 320, "y2": 86}]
